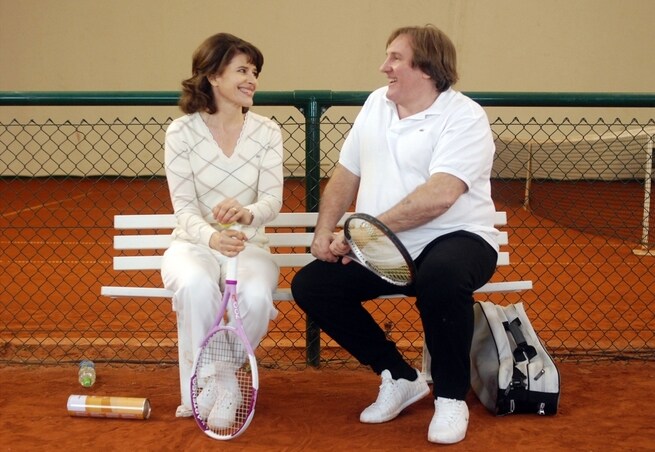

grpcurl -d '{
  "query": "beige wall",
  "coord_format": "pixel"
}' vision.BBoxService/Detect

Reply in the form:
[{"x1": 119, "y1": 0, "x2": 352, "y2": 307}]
[
  {"x1": 1, "y1": 0, "x2": 653, "y2": 93},
  {"x1": 0, "y1": 0, "x2": 652, "y2": 179}
]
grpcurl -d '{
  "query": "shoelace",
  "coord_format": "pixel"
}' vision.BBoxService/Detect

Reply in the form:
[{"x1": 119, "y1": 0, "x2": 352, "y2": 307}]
[
  {"x1": 436, "y1": 399, "x2": 465, "y2": 424},
  {"x1": 374, "y1": 373, "x2": 396, "y2": 404},
  {"x1": 216, "y1": 389, "x2": 239, "y2": 408}
]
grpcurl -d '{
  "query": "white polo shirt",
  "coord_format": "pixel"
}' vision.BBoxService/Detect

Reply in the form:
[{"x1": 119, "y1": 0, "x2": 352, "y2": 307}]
[{"x1": 339, "y1": 86, "x2": 499, "y2": 258}]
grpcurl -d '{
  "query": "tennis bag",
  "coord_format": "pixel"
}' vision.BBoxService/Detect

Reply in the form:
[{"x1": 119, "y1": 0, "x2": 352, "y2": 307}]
[{"x1": 470, "y1": 301, "x2": 560, "y2": 416}]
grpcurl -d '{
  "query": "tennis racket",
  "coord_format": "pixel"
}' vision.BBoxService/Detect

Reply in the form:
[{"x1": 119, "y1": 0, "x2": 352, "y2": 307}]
[
  {"x1": 190, "y1": 241, "x2": 258, "y2": 440},
  {"x1": 343, "y1": 213, "x2": 416, "y2": 286}
]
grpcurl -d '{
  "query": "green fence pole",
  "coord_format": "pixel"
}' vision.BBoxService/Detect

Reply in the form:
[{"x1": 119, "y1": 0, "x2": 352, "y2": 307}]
[{"x1": 301, "y1": 94, "x2": 324, "y2": 367}]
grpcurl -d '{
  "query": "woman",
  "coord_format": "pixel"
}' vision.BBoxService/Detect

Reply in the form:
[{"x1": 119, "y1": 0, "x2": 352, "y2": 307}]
[{"x1": 161, "y1": 33, "x2": 283, "y2": 423}]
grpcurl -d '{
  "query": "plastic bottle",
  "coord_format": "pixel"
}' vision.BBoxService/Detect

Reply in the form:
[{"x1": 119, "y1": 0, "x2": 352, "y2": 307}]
[{"x1": 78, "y1": 360, "x2": 96, "y2": 387}]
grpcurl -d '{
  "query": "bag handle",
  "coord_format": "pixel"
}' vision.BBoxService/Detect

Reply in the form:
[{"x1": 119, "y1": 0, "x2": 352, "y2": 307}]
[{"x1": 503, "y1": 318, "x2": 538, "y2": 362}]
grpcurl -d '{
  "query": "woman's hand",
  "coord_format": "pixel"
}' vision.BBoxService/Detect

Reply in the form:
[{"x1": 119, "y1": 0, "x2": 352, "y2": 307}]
[
  {"x1": 212, "y1": 199, "x2": 253, "y2": 226},
  {"x1": 209, "y1": 229, "x2": 247, "y2": 256}
]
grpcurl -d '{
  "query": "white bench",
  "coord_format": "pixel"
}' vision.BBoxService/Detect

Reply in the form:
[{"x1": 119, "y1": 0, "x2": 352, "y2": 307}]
[{"x1": 101, "y1": 211, "x2": 532, "y2": 377}]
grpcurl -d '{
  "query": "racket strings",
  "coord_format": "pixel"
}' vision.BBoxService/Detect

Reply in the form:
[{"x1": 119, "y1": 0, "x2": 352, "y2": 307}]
[
  {"x1": 348, "y1": 221, "x2": 413, "y2": 284},
  {"x1": 192, "y1": 330, "x2": 255, "y2": 437}
]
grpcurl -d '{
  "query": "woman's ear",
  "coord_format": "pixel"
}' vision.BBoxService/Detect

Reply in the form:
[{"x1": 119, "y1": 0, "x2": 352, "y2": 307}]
[{"x1": 207, "y1": 73, "x2": 220, "y2": 87}]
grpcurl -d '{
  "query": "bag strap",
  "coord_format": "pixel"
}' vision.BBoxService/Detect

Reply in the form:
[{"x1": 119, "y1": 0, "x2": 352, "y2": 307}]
[{"x1": 503, "y1": 318, "x2": 538, "y2": 362}]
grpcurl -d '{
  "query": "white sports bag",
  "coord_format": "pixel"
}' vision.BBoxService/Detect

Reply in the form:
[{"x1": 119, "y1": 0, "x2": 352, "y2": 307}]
[{"x1": 470, "y1": 301, "x2": 560, "y2": 415}]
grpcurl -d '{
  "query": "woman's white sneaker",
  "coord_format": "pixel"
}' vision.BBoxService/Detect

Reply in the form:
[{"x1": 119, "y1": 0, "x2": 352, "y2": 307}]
[
  {"x1": 207, "y1": 371, "x2": 243, "y2": 430},
  {"x1": 196, "y1": 377, "x2": 219, "y2": 419},
  {"x1": 427, "y1": 397, "x2": 469, "y2": 444}
]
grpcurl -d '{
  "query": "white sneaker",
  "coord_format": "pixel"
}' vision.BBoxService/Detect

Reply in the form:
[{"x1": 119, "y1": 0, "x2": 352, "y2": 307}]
[
  {"x1": 427, "y1": 397, "x2": 469, "y2": 444},
  {"x1": 197, "y1": 362, "x2": 218, "y2": 388},
  {"x1": 360, "y1": 369, "x2": 430, "y2": 423},
  {"x1": 196, "y1": 377, "x2": 219, "y2": 419},
  {"x1": 207, "y1": 373, "x2": 243, "y2": 429}
]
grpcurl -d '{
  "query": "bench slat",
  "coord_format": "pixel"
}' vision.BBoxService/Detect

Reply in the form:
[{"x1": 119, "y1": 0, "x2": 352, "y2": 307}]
[
  {"x1": 100, "y1": 280, "x2": 532, "y2": 300},
  {"x1": 100, "y1": 286, "x2": 299, "y2": 301},
  {"x1": 113, "y1": 251, "x2": 511, "y2": 271},
  {"x1": 114, "y1": 235, "x2": 171, "y2": 250},
  {"x1": 113, "y1": 211, "x2": 509, "y2": 229},
  {"x1": 475, "y1": 280, "x2": 533, "y2": 293},
  {"x1": 114, "y1": 231, "x2": 507, "y2": 251},
  {"x1": 113, "y1": 212, "x2": 353, "y2": 230},
  {"x1": 268, "y1": 233, "x2": 315, "y2": 247},
  {"x1": 101, "y1": 286, "x2": 174, "y2": 298},
  {"x1": 113, "y1": 252, "x2": 319, "y2": 271},
  {"x1": 113, "y1": 232, "x2": 318, "y2": 251},
  {"x1": 114, "y1": 255, "x2": 163, "y2": 271},
  {"x1": 114, "y1": 214, "x2": 175, "y2": 229}
]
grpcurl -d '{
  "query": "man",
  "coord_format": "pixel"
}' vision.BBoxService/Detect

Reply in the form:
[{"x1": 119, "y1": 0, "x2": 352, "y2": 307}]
[{"x1": 291, "y1": 25, "x2": 499, "y2": 445}]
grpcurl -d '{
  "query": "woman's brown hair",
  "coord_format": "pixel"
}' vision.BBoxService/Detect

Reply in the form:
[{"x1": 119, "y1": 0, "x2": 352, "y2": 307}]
[{"x1": 178, "y1": 33, "x2": 264, "y2": 114}]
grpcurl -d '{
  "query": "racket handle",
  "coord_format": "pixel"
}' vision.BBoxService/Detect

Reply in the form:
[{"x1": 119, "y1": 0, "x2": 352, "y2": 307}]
[
  {"x1": 225, "y1": 224, "x2": 242, "y2": 281},
  {"x1": 226, "y1": 256, "x2": 238, "y2": 280}
]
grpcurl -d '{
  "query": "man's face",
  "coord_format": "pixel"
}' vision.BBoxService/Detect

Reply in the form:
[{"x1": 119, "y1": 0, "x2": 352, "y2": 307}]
[{"x1": 379, "y1": 34, "x2": 429, "y2": 107}]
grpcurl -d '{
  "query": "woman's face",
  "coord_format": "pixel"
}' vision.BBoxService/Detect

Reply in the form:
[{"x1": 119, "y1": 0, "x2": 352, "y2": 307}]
[{"x1": 209, "y1": 52, "x2": 259, "y2": 110}]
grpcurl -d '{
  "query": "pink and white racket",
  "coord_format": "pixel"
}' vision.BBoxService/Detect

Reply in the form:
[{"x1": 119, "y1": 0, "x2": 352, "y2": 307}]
[{"x1": 190, "y1": 242, "x2": 258, "y2": 440}]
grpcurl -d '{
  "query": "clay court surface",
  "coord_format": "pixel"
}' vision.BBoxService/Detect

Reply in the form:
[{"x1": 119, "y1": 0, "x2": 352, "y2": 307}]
[
  {"x1": 2, "y1": 178, "x2": 654, "y2": 450},
  {"x1": 1, "y1": 361, "x2": 654, "y2": 451}
]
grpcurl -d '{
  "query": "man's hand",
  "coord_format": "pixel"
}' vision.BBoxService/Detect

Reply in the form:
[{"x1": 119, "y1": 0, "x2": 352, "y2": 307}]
[
  {"x1": 328, "y1": 231, "x2": 353, "y2": 264},
  {"x1": 310, "y1": 229, "x2": 340, "y2": 263}
]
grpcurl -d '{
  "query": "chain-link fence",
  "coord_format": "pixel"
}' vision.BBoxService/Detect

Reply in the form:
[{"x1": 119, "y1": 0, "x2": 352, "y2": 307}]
[{"x1": 1, "y1": 91, "x2": 653, "y2": 369}]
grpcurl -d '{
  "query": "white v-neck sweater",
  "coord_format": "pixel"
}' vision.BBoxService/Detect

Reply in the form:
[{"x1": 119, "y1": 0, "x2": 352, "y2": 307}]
[{"x1": 164, "y1": 111, "x2": 284, "y2": 248}]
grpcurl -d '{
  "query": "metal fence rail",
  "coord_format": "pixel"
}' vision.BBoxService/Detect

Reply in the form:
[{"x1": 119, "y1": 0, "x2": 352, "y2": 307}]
[{"x1": 1, "y1": 91, "x2": 653, "y2": 368}]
